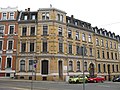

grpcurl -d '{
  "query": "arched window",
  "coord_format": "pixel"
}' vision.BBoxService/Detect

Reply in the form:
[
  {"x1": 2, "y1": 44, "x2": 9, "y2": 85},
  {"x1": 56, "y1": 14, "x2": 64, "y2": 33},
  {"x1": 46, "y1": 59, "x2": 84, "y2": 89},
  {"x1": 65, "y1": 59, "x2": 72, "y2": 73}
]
[
  {"x1": 69, "y1": 61, "x2": 73, "y2": 71},
  {"x1": 98, "y1": 64, "x2": 101, "y2": 72},
  {"x1": 20, "y1": 60, "x2": 25, "y2": 71},
  {"x1": 77, "y1": 61, "x2": 80, "y2": 71},
  {"x1": 103, "y1": 64, "x2": 106, "y2": 72}
]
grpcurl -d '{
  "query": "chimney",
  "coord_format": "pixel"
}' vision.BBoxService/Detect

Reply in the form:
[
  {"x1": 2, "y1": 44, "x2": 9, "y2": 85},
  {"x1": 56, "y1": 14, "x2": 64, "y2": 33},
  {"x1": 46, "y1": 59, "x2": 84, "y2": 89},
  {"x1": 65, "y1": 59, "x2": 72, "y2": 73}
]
[
  {"x1": 28, "y1": 8, "x2": 30, "y2": 11},
  {"x1": 25, "y1": 9, "x2": 27, "y2": 11}
]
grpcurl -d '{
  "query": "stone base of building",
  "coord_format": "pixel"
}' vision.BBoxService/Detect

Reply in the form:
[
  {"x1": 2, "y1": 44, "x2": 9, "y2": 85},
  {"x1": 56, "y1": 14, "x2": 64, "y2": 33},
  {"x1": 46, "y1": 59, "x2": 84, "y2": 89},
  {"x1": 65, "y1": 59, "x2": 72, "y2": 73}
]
[{"x1": 16, "y1": 75, "x2": 66, "y2": 81}]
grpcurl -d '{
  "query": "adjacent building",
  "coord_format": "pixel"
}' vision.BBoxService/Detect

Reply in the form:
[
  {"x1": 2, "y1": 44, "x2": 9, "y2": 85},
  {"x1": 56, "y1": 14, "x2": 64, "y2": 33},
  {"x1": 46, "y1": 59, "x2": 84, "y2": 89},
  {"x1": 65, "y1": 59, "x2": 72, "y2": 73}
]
[{"x1": 0, "y1": 7, "x2": 19, "y2": 77}]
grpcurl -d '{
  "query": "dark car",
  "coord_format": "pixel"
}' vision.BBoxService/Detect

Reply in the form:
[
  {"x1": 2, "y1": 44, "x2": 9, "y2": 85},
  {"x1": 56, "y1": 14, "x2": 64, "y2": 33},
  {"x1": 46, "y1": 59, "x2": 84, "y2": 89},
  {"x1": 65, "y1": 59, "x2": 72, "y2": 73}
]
[{"x1": 112, "y1": 76, "x2": 120, "y2": 82}]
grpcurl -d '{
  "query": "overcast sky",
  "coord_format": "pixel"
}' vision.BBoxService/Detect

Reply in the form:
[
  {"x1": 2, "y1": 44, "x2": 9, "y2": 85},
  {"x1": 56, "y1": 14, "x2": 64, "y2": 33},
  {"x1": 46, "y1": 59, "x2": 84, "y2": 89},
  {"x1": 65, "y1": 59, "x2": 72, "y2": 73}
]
[{"x1": 0, "y1": 0, "x2": 120, "y2": 35}]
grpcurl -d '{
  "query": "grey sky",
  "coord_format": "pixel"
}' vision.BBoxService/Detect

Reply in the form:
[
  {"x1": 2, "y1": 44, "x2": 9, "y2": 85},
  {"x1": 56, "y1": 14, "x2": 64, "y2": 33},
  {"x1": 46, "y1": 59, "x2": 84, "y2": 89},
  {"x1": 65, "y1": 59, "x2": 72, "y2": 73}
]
[{"x1": 0, "y1": 0, "x2": 120, "y2": 35}]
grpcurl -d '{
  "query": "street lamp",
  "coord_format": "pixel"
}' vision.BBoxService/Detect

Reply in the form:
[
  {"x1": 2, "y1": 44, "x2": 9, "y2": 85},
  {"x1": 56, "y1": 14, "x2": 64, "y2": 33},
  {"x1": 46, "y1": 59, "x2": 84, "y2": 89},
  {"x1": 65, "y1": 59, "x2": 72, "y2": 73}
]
[{"x1": 81, "y1": 45, "x2": 86, "y2": 90}]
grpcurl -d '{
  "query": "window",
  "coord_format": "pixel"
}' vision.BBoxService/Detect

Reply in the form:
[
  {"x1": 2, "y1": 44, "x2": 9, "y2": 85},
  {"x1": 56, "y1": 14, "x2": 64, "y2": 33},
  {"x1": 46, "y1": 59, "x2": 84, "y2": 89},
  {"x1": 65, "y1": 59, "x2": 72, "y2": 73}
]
[
  {"x1": 9, "y1": 12, "x2": 14, "y2": 19},
  {"x1": 103, "y1": 64, "x2": 106, "y2": 72},
  {"x1": 42, "y1": 60, "x2": 48, "y2": 74},
  {"x1": 106, "y1": 40, "x2": 108, "y2": 48},
  {"x1": 8, "y1": 41, "x2": 13, "y2": 50},
  {"x1": 115, "y1": 53, "x2": 117, "y2": 60},
  {"x1": 21, "y1": 42, "x2": 26, "y2": 52},
  {"x1": 111, "y1": 52, "x2": 114, "y2": 59},
  {"x1": 22, "y1": 27, "x2": 27, "y2": 36},
  {"x1": 76, "y1": 45, "x2": 80, "y2": 55},
  {"x1": 114, "y1": 42, "x2": 116, "y2": 49},
  {"x1": 101, "y1": 39, "x2": 104, "y2": 46},
  {"x1": 82, "y1": 33, "x2": 86, "y2": 41},
  {"x1": 89, "y1": 48, "x2": 92, "y2": 56},
  {"x1": 110, "y1": 41, "x2": 112, "y2": 48},
  {"x1": 0, "y1": 41, "x2": 3, "y2": 50},
  {"x1": 57, "y1": 14, "x2": 63, "y2": 22},
  {"x1": 0, "y1": 25, "x2": 4, "y2": 35},
  {"x1": 68, "y1": 30, "x2": 72, "y2": 38},
  {"x1": 107, "y1": 52, "x2": 109, "y2": 59},
  {"x1": 77, "y1": 61, "x2": 80, "y2": 71},
  {"x1": 42, "y1": 12, "x2": 49, "y2": 20},
  {"x1": 116, "y1": 65, "x2": 119, "y2": 72},
  {"x1": 88, "y1": 34, "x2": 92, "y2": 42},
  {"x1": 30, "y1": 26, "x2": 35, "y2": 35},
  {"x1": 84, "y1": 62, "x2": 87, "y2": 71},
  {"x1": 43, "y1": 25, "x2": 48, "y2": 35},
  {"x1": 75, "y1": 21, "x2": 78, "y2": 26},
  {"x1": 59, "y1": 42, "x2": 63, "y2": 53},
  {"x1": 68, "y1": 43, "x2": 72, "y2": 54},
  {"x1": 76, "y1": 31, "x2": 79, "y2": 40},
  {"x1": 98, "y1": 64, "x2": 101, "y2": 73},
  {"x1": 24, "y1": 15, "x2": 28, "y2": 20},
  {"x1": 97, "y1": 50, "x2": 100, "y2": 58},
  {"x1": 112, "y1": 65, "x2": 115, "y2": 72},
  {"x1": 43, "y1": 41, "x2": 47, "y2": 53},
  {"x1": 96, "y1": 38, "x2": 99, "y2": 45},
  {"x1": 9, "y1": 25, "x2": 14, "y2": 34},
  {"x1": 69, "y1": 61, "x2": 73, "y2": 71},
  {"x1": 58, "y1": 27, "x2": 62, "y2": 36},
  {"x1": 29, "y1": 60, "x2": 33, "y2": 71},
  {"x1": 20, "y1": 60, "x2": 25, "y2": 71},
  {"x1": 31, "y1": 15, "x2": 35, "y2": 20},
  {"x1": 0, "y1": 58, "x2": 1, "y2": 68},
  {"x1": 6, "y1": 58, "x2": 12, "y2": 68},
  {"x1": 2, "y1": 13, "x2": 7, "y2": 20},
  {"x1": 102, "y1": 51, "x2": 105, "y2": 58},
  {"x1": 30, "y1": 42, "x2": 34, "y2": 52}
]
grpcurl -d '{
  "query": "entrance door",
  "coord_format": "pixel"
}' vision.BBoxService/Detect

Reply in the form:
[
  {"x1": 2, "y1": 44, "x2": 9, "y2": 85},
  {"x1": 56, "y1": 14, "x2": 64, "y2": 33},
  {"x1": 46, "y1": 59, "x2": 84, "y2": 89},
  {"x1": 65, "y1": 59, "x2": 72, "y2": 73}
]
[
  {"x1": 41, "y1": 60, "x2": 48, "y2": 75},
  {"x1": 89, "y1": 63, "x2": 95, "y2": 77},
  {"x1": 58, "y1": 60, "x2": 63, "y2": 80}
]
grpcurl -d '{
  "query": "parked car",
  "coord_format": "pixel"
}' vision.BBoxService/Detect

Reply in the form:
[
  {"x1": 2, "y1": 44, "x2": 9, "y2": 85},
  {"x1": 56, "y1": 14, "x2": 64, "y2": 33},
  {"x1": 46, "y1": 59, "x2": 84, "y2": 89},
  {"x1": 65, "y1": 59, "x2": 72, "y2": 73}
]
[
  {"x1": 88, "y1": 76, "x2": 105, "y2": 83},
  {"x1": 68, "y1": 75, "x2": 88, "y2": 84},
  {"x1": 112, "y1": 76, "x2": 120, "y2": 82}
]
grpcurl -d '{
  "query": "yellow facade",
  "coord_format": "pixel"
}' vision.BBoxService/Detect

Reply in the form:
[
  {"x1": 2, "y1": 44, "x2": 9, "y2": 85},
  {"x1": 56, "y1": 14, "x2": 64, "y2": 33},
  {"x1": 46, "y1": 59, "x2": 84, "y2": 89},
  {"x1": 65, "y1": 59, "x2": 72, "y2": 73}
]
[{"x1": 16, "y1": 8, "x2": 120, "y2": 81}]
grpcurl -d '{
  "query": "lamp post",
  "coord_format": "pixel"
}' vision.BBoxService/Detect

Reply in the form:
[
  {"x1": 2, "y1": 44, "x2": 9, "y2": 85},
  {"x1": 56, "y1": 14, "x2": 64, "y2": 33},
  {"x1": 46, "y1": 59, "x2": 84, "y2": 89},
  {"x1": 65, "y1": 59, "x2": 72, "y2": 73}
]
[{"x1": 81, "y1": 45, "x2": 85, "y2": 90}]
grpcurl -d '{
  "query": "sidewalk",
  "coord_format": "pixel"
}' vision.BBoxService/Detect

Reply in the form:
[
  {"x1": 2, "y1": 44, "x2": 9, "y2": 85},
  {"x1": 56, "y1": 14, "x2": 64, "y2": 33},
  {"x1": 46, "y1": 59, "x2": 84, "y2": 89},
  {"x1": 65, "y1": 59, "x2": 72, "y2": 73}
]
[{"x1": 0, "y1": 77, "x2": 66, "y2": 84}]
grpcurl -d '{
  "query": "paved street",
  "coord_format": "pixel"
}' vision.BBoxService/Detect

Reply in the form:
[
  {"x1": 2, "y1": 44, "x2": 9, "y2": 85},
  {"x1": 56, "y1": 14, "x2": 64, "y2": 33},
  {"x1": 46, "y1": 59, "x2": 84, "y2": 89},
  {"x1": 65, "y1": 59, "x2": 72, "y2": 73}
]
[{"x1": 0, "y1": 78, "x2": 120, "y2": 90}]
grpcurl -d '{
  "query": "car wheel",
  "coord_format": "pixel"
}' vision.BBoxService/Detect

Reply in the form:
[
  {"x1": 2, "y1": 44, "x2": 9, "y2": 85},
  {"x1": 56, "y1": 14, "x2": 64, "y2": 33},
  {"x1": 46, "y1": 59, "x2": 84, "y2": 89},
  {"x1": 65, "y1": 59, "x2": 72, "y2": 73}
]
[
  {"x1": 94, "y1": 80, "x2": 97, "y2": 83},
  {"x1": 101, "y1": 80, "x2": 104, "y2": 83},
  {"x1": 76, "y1": 80, "x2": 79, "y2": 83}
]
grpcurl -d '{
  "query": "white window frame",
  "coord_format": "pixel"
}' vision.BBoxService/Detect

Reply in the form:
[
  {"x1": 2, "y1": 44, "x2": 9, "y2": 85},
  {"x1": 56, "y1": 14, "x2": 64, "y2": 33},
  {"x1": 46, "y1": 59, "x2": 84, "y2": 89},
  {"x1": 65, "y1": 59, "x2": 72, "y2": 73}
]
[
  {"x1": 8, "y1": 25, "x2": 15, "y2": 34},
  {"x1": 0, "y1": 25, "x2": 5, "y2": 35},
  {"x1": 2, "y1": 12, "x2": 7, "y2": 20},
  {"x1": 9, "y1": 12, "x2": 14, "y2": 20},
  {"x1": 6, "y1": 56, "x2": 12, "y2": 68},
  {"x1": 7, "y1": 40, "x2": 14, "y2": 50}
]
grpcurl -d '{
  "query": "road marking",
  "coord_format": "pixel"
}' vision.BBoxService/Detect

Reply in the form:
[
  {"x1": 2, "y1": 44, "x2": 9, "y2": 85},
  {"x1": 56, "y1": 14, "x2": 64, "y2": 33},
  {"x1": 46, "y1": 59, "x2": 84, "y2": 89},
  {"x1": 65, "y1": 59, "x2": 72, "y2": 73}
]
[{"x1": 98, "y1": 85, "x2": 111, "y2": 88}]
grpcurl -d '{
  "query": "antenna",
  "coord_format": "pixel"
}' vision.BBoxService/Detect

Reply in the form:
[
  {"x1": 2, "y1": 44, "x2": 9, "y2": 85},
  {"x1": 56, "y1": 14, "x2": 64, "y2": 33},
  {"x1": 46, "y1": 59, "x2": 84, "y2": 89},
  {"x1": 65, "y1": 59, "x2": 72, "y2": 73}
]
[{"x1": 50, "y1": 4, "x2": 52, "y2": 8}]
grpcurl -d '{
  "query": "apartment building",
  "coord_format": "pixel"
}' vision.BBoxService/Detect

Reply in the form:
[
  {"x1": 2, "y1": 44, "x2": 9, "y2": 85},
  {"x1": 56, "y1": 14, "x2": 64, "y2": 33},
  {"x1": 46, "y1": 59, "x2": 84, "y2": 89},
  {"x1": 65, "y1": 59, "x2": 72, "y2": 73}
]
[
  {"x1": 93, "y1": 27, "x2": 120, "y2": 80},
  {"x1": 0, "y1": 7, "x2": 120, "y2": 81},
  {"x1": 16, "y1": 8, "x2": 37, "y2": 80},
  {"x1": 0, "y1": 7, "x2": 19, "y2": 77}
]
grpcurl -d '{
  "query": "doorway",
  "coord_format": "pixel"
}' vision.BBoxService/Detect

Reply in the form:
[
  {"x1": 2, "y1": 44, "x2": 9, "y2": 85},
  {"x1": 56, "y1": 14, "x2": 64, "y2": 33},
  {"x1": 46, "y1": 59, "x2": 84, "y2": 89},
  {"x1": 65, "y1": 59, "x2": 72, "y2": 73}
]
[{"x1": 58, "y1": 60, "x2": 63, "y2": 80}]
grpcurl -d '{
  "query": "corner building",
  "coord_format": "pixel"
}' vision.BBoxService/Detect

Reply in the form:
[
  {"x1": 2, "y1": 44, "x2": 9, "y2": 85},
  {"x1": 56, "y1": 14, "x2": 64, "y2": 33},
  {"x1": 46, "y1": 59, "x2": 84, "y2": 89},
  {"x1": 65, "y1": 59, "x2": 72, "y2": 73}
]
[{"x1": 15, "y1": 8, "x2": 120, "y2": 81}]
